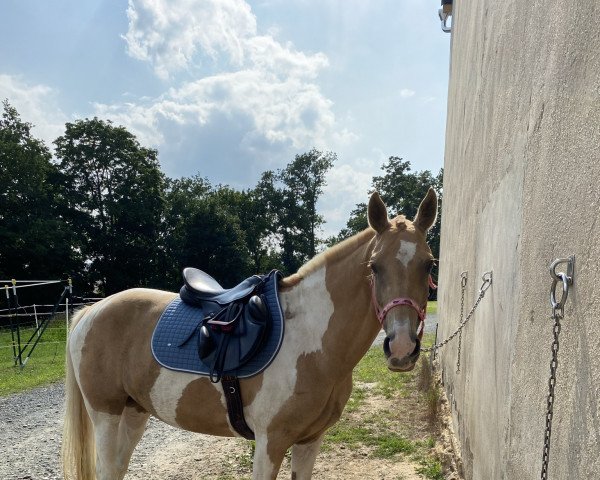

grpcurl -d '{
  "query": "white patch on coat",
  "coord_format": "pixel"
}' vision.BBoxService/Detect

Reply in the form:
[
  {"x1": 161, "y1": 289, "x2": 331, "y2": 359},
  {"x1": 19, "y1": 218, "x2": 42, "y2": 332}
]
[
  {"x1": 252, "y1": 433, "x2": 276, "y2": 478},
  {"x1": 245, "y1": 266, "x2": 334, "y2": 433},
  {"x1": 86, "y1": 409, "x2": 122, "y2": 478},
  {"x1": 149, "y1": 368, "x2": 234, "y2": 433},
  {"x1": 69, "y1": 299, "x2": 112, "y2": 387},
  {"x1": 395, "y1": 241, "x2": 416, "y2": 267}
]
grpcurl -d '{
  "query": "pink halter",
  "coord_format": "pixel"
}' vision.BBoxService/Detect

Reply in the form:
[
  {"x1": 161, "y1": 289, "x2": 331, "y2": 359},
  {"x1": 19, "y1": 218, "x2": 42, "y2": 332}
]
[{"x1": 370, "y1": 275, "x2": 437, "y2": 339}]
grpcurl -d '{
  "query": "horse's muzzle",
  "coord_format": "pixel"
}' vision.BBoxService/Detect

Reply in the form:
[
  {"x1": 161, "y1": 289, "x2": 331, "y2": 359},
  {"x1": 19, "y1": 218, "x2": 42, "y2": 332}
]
[{"x1": 384, "y1": 336, "x2": 421, "y2": 372}]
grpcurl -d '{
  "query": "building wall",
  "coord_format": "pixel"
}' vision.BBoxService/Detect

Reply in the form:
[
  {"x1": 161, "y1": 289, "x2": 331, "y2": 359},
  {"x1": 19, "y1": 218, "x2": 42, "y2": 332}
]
[{"x1": 438, "y1": 1, "x2": 600, "y2": 478}]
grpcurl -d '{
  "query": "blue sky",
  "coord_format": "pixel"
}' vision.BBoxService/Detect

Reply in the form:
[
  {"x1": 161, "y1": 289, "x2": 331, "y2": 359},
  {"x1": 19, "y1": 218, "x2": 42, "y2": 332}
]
[{"x1": 0, "y1": 0, "x2": 450, "y2": 236}]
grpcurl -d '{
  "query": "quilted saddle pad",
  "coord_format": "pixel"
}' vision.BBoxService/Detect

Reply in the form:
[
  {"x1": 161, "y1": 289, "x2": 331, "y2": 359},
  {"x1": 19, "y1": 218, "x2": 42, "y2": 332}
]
[{"x1": 151, "y1": 271, "x2": 284, "y2": 378}]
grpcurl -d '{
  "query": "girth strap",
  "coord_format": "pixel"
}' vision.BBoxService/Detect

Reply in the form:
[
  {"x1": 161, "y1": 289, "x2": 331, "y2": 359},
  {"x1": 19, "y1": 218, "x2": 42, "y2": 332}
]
[{"x1": 221, "y1": 375, "x2": 255, "y2": 440}]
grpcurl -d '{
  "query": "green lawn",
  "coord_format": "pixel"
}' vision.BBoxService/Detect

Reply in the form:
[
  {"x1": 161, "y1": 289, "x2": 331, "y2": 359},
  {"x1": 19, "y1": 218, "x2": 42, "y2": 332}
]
[
  {"x1": 427, "y1": 301, "x2": 437, "y2": 315},
  {"x1": 0, "y1": 318, "x2": 67, "y2": 396}
]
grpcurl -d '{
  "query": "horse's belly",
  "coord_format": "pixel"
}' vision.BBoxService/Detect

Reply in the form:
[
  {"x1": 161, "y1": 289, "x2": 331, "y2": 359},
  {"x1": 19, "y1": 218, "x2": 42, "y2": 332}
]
[{"x1": 147, "y1": 367, "x2": 236, "y2": 437}]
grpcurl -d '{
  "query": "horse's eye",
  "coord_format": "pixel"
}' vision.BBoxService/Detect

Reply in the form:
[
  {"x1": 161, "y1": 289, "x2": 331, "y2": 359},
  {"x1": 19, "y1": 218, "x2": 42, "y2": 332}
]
[
  {"x1": 369, "y1": 263, "x2": 379, "y2": 274},
  {"x1": 426, "y1": 260, "x2": 437, "y2": 273}
]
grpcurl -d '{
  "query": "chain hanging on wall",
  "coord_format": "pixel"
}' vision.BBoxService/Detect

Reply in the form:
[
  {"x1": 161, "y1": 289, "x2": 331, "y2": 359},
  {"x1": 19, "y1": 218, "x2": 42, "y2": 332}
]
[
  {"x1": 422, "y1": 271, "x2": 493, "y2": 353},
  {"x1": 540, "y1": 256, "x2": 574, "y2": 480},
  {"x1": 455, "y1": 272, "x2": 468, "y2": 373}
]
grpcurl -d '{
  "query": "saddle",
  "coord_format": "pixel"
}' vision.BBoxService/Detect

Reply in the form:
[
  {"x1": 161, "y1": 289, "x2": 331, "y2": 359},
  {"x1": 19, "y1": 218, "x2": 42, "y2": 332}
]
[
  {"x1": 152, "y1": 268, "x2": 284, "y2": 440},
  {"x1": 179, "y1": 268, "x2": 272, "y2": 383}
]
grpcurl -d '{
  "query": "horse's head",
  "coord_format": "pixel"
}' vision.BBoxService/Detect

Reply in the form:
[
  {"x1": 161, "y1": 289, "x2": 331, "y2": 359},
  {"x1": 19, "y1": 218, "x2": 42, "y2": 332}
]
[{"x1": 367, "y1": 188, "x2": 438, "y2": 372}]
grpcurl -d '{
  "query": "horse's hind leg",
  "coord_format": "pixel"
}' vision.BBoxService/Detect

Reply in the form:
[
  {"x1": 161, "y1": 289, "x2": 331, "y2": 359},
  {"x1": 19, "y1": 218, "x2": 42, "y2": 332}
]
[
  {"x1": 115, "y1": 401, "x2": 150, "y2": 477},
  {"x1": 88, "y1": 402, "x2": 149, "y2": 480},
  {"x1": 88, "y1": 409, "x2": 123, "y2": 480},
  {"x1": 291, "y1": 434, "x2": 324, "y2": 480}
]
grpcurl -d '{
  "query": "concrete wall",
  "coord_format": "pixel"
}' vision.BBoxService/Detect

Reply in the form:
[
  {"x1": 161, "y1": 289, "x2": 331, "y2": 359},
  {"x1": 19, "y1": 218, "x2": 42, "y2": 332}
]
[{"x1": 438, "y1": 1, "x2": 600, "y2": 478}]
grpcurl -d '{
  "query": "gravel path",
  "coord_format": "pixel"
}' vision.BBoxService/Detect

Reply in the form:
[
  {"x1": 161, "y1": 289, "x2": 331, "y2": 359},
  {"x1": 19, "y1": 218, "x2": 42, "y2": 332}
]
[
  {"x1": 0, "y1": 383, "x2": 65, "y2": 480},
  {"x1": 0, "y1": 383, "x2": 253, "y2": 480}
]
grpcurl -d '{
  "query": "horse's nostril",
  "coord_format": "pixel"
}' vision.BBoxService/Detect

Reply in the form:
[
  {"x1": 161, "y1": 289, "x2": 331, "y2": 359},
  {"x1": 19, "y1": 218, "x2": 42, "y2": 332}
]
[
  {"x1": 411, "y1": 338, "x2": 421, "y2": 357},
  {"x1": 383, "y1": 336, "x2": 392, "y2": 358}
]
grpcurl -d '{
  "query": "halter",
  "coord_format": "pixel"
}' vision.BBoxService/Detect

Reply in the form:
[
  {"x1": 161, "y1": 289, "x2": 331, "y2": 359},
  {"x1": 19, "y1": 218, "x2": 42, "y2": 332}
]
[{"x1": 369, "y1": 275, "x2": 437, "y2": 339}]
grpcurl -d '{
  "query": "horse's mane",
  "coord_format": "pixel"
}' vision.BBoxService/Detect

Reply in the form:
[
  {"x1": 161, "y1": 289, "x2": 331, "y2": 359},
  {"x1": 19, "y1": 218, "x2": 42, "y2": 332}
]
[
  {"x1": 280, "y1": 227, "x2": 376, "y2": 288},
  {"x1": 279, "y1": 216, "x2": 411, "y2": 288}
]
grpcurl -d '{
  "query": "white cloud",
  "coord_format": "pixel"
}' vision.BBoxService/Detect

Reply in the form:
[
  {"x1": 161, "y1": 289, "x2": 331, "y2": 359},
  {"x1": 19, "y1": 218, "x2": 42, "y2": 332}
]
[
  {"x1": 124, "y1": 0, "x2": 257, "y2": 80},
  {"x1": 111, "y1": 0, "x2": 343, "y2": 153},
  {"x1": 0, "y1": 74, "x2": 67, "y2": 147},
  {"x1": 400, "y1": 88, "x2": 416, "y2": 98},
  {"x1": 92, "y1": 101, "x2": 165, "y2": 147}
]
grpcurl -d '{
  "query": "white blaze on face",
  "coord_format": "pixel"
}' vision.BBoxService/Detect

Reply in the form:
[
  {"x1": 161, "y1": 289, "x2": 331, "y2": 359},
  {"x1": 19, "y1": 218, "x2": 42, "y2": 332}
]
[{"x1": 396, "y1": 241, "x2": 416, "y2": 268}]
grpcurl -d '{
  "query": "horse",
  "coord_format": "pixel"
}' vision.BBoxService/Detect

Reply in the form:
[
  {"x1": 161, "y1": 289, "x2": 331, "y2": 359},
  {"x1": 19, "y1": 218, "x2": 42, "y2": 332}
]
[{"x1": 62, "y1": 188, "x2": 438, "y2": 480}]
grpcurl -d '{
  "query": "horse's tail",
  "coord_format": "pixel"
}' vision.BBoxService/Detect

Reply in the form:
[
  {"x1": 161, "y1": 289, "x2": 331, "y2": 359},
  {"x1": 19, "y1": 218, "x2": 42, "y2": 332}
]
[{"x1": 62, "y1": 306, "x2": 96, "y2": 480}]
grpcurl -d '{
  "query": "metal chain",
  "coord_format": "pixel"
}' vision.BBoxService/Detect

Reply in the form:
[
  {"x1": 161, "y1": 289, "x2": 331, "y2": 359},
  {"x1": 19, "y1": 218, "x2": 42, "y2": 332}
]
[
  {"x1": 456, "y1": 272, "x2": 467, "y2": 373},
  {"x1": 540, "y1": 256, "x2": 574, "y2": 480},
  {"x1": 541, "y1": 306, "x2": 562, "y2": 480},
  {"x1": 422, "y1": 271, "x2": 492, "y2": 353}
]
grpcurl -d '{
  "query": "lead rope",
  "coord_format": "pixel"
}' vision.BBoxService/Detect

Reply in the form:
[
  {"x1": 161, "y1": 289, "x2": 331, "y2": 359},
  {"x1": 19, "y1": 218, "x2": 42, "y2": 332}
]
[
  {"x1": 541, "y1": 256, "x2": 574, "y2": 480},
  {"x1": 422, "y1": 271, "x2": 492, "y2": 353}
]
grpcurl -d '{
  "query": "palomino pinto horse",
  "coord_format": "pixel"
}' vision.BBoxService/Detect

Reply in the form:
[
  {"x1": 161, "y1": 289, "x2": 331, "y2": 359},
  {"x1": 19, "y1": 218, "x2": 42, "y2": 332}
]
[{"x1": 62, "y1": 188, "x2": 438, "y2": 480}]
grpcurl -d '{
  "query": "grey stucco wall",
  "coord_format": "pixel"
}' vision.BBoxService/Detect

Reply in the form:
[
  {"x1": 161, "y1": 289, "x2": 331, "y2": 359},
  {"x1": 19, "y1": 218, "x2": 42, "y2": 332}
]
[{"x1": 438, "y1": 1, "x2": 600, "y2": 479}]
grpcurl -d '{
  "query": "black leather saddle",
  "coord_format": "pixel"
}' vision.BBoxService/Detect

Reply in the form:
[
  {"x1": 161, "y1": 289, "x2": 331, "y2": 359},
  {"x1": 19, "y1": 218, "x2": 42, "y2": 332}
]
[
  {"x1": 179, "y1": 268, "x2": 272, "y2": 382},
  {"x1": 180, "y1": 267, "x2": 264, "y2": 305}
]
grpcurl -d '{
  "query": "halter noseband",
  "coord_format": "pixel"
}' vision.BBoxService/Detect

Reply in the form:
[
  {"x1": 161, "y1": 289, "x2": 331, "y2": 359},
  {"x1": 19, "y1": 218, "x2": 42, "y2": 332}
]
[{"x1": 369, "y1": 275, "x2": 437, "y2": 339}]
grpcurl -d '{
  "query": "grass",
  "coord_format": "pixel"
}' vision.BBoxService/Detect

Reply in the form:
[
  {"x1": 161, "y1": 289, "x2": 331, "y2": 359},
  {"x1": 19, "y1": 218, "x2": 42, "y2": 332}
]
[
  {"x1": 427, "y1": 301, "x2": 437, "y2": 315},
  {"x1": 0, "y1": 318, "x2": 67, "y2": 396},
  {"x1": 322, "y1": 333, "x2": 446, "y2": 479}
]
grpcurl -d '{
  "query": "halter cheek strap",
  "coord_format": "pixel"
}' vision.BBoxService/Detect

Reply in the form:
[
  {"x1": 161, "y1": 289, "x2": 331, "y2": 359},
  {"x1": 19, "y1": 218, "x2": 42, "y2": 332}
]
[{"x1": 370, "y1": 275, "x2": 436, "y2": 339}]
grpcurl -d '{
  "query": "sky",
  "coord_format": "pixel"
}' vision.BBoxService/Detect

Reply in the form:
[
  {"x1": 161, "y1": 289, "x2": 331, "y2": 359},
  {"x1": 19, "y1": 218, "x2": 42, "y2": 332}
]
[{"x1": 0, "y1": 0, "x2": 450, "y2": 237}]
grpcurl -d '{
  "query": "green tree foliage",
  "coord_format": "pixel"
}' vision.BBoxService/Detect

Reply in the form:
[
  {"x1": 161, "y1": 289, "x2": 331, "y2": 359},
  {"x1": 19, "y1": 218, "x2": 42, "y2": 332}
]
[
  {"x1": 276, "y1": 149, "x2": 336, "y2": 273},
  {"x1": 2, "y1": 101, "x2": 443, "y2": 299},
  {"x1": 0, "y1": 100, "x2": 78, "y2": 285},
  {"x1": 160, "y1": 177, "x2": 252, "y2": 288},
  {"x1": 246, "y1": 171, "x2": 282, "y2": 272},
  {"x1": 54, "y1": 118, "x2": 165, "y2": 295}
]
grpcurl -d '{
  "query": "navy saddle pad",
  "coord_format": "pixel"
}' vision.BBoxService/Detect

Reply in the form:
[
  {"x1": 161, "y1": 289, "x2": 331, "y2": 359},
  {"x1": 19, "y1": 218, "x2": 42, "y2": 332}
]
[{"x1": 151, "y1": 271, "x2": 284, "y2": 378}]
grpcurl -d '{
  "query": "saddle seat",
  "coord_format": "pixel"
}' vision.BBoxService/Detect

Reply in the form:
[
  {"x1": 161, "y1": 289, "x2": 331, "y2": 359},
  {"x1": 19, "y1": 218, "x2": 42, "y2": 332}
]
[{"x1": 181, "y1": 267, "x2": 263, "y2": 306}]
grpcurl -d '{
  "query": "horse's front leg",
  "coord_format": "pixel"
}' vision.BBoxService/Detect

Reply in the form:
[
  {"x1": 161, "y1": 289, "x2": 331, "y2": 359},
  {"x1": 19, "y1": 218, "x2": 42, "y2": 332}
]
[
  {"x1": 290, "y1": 434, "x2": 324, "y2": 480},
  {"x1": 252, "y1": 433, "x2": 288, "y2": 480}
]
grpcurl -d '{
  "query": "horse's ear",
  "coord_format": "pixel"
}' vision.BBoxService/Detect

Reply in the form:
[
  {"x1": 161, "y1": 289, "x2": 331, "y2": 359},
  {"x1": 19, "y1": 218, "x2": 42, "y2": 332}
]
[
  {"x1": 413, "y1": 187, "x2": 438, "y2": 233},
  {"x1": 368, "y1": 192, "x2": 391, "y2": 234}
]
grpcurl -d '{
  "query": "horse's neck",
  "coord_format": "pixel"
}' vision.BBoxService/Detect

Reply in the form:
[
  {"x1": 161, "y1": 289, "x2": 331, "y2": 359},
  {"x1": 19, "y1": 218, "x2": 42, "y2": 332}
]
[{"x1": 279, "y1": 235, "x2": 380, "y2": 378}]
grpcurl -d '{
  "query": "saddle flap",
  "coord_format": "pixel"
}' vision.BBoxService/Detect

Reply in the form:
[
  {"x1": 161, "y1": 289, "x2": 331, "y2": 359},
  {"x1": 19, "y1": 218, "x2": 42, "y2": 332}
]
[{"x1": 198, "y1": 296, "x2": 270, "y2": 379}]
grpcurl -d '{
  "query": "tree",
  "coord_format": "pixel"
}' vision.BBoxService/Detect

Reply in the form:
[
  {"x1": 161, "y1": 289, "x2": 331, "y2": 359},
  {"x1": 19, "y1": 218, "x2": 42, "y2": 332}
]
[
  {"x1": 0, "y1": 100, "x2": 78, "y2": 287},
  {"x1": 54, "y1": 118, "x2": 165, "y2": 294},
  {"x1": 276, "y1": 149, "x2": 335, "y2": 273},
  {"x1": 335, "y1": 157, "x2": 443, "y2": 260},
  {"x1": 160, "y1": 177, "x2": 253, "y2": 288}
]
